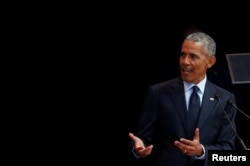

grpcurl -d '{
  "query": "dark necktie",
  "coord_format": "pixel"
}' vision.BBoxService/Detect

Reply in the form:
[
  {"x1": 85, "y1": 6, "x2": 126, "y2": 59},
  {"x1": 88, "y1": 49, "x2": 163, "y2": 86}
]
[{"x1": 187, "y1": 86, "x2": 200, "y2": 136}]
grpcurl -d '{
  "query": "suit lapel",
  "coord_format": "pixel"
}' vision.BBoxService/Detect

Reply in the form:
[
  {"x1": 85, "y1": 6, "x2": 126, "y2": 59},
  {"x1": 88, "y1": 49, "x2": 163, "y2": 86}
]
[
  {"x1": 197, "y1": 81, "x2": 217, "y2": 129},
  {"x1": 170, "y1": 78, "x2": 189, "y2": 135}
]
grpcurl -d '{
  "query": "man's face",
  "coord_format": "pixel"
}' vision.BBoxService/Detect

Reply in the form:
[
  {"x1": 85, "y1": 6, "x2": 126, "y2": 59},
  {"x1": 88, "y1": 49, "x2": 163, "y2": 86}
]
[{"x1": 180, "y1": 40, "x2": 216, "y2": 84}]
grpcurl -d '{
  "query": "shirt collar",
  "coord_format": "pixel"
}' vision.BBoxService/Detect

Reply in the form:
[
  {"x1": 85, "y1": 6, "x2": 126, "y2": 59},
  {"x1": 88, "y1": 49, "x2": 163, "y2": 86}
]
[{"x1": 183, "y1": 76, "x2": 207, "y2": 94}]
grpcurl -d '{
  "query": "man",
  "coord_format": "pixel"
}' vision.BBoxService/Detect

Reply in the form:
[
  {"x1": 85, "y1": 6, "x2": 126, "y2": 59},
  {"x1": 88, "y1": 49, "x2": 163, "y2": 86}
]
[{"x1": 128, "y1": 32, "x2": 237, "y2": 166}]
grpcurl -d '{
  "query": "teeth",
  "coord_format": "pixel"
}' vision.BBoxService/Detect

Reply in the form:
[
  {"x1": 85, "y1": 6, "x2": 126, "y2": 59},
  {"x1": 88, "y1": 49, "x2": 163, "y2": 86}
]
[{"x1": 183, "y1": 68, "x2": 191, "y2": 72}]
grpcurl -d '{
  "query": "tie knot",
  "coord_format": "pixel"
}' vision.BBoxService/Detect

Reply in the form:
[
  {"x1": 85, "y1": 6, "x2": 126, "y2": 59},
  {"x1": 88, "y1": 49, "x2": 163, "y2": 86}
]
[{"x1": 192, "y1": 86, "x2": 199, "y2": 94}]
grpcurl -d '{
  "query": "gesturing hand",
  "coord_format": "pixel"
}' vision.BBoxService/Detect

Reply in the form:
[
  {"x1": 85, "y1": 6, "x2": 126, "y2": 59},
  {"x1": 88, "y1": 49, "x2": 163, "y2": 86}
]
[
  {"x1": 128, "y1": 133, "x2": 153, "y2": 158},
  {"x1": 174, "y1": 128, "x2": 203, "y2": 156}
]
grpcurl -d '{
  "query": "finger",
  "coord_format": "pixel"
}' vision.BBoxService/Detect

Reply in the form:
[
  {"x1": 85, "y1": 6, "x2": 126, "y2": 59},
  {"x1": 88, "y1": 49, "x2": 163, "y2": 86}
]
[
  {"x1": 143, "y1": 145, "x2": 153, "y2": 155},
  {"x1": 135, "y1": 146, "x2": 144, "y2": 151},
  {"x1": 138, "y1": 145, "x2": 153, "y2": 157},
  {"x1": 174, "y1": 140, "x2": 185, "y2": 149},
  {"x1": 179, "y1": 138, "x2": 192, "y2": 145},
  {"x1": 174, "y1": 141, "x2": 188, "y2": 154}
]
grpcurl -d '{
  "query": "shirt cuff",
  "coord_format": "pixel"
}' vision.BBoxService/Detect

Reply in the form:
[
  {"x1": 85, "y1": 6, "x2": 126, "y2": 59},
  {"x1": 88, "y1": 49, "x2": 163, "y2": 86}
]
[
  {"x1": 132, "y1": 147, "x2": 140, "y2": 159},
  {"x1": 195, "y1": 144, "x2": 205, "y2": 159}
]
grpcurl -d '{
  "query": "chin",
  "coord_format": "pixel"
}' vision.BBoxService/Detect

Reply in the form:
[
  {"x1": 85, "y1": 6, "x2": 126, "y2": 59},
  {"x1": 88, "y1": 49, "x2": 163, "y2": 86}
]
[
  {"x1": 181, "y1": 75, "x2": 189, "y2": 81},
  {"x1": 181, "y1": 76, "x2": 194, "y2": 83}
]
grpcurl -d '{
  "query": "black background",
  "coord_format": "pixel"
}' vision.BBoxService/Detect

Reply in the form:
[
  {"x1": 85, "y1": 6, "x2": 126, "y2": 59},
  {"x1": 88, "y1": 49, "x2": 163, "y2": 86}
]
[{"x1": 12, "y1": 4, "x2": 250, "y2": 165}]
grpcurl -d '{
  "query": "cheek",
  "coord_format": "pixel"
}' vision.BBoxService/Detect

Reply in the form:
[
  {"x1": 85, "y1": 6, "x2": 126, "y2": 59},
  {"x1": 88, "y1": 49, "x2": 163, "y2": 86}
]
[
  {"x1": 197, "y1": 60, "x2": 210, "y2": 69},
  {"x1": 179, "y1": 57, "x2": 183, "y2": 64},
  {"x1": 199, "y1": 65, "x2": 208, "y2": 73},
  {"x1": 195, "y1": 63, "x2": 207, "y2": 73}
]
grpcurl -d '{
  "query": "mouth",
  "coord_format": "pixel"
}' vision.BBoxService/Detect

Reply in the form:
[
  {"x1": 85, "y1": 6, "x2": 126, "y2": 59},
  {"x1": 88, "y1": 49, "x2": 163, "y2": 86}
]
[{"x1": 181, "y1": 68, "x2": 193, "y2": 75}]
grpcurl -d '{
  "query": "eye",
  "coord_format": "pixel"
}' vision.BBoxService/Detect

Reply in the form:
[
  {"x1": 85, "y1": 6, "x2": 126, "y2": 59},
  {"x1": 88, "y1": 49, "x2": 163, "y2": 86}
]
[
  {"x1": 180, "y1": 52, "x2": 186, "y2": 57},
  {"x1": 190, "y1": 54, "x2": 199, "y2": 59}
]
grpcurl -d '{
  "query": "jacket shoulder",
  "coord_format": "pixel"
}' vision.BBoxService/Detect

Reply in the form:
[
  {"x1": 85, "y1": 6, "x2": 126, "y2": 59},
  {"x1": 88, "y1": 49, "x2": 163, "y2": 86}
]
[{"x1": 149, "y1": 77, "x2": 182, "y2": 92}]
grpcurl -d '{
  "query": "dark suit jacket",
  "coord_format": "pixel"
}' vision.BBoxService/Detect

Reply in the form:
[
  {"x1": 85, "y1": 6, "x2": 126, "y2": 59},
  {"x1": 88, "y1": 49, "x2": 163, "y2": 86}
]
[{"x1": 129, "y1": 77, "x2": 236, "y2": 166}]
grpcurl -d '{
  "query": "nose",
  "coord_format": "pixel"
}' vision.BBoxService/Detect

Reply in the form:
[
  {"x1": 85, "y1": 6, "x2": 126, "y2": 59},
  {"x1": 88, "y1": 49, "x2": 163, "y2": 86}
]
[{"x1": 180, "y1": 56, "x2": 190, "y2": 65}]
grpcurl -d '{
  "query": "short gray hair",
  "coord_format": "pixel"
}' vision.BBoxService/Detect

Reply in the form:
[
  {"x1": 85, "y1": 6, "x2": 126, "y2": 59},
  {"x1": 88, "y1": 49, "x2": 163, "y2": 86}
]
[{"x1": 185, "y1": 32, "x2": 216, "y2": 56}]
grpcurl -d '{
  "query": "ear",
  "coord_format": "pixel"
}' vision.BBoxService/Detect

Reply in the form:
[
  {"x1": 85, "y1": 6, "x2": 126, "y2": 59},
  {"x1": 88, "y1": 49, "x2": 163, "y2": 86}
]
[{"x1": 207, "y1": 56, "x2": 216, "y2": 68}]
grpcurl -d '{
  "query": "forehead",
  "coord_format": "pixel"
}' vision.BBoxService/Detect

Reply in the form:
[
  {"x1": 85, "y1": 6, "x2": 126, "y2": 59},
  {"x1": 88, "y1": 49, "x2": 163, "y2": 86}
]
[
  {"x1": 182, "y1": 40, "x2": 203, "y2": 49},
  {"x1": 182, "y1": 40, "x2": 205, "y2": 54}
]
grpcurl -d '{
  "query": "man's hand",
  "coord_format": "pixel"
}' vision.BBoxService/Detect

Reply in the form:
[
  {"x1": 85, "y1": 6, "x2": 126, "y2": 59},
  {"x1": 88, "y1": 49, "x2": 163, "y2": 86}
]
[
  {"x1": 174, "y1": 128, "x2": 203, "y2": 156},
  {"x1": 128, "y1": 133, "x2": 153, "y2": 158}
]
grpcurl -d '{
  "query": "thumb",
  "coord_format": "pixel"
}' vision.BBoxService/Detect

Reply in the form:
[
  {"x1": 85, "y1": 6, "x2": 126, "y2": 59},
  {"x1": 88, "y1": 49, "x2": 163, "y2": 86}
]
[
  {"x1": 193, "y1": 128, "x2": 200, "y2": 141},
  {"x1": 128, "y1": 132, "x2": 145, "y2": 148},
  {"x1": 128, "y1": 133, "x2": 136, "y2": 141},
  {"x1": 128, "y1": 133, "x2": 142, "y2": 143}
]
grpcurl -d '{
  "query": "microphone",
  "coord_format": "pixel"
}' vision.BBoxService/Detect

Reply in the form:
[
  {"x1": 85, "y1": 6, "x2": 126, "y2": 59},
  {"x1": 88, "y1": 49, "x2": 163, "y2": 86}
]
[
  {"x1": 215, "y1": 94, "x2": 248, "y2": 150},
  {"x1": 228, "y1": 100, "x2": 250, "y2": 119}
]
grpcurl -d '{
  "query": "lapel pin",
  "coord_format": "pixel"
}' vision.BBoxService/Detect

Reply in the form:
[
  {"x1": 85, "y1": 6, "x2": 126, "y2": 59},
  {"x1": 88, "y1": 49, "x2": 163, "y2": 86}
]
[{"x1": 210, "y1": 98, "x2": 214, "y2": 101}]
